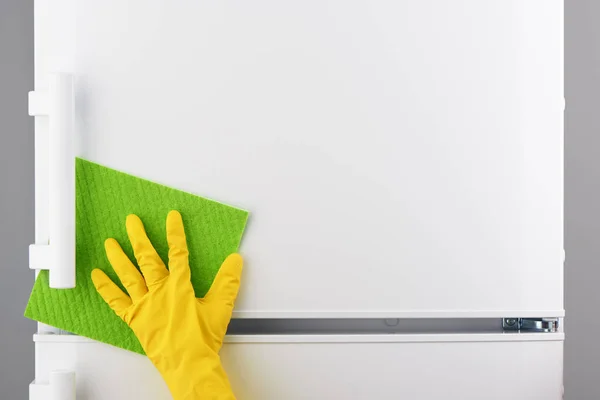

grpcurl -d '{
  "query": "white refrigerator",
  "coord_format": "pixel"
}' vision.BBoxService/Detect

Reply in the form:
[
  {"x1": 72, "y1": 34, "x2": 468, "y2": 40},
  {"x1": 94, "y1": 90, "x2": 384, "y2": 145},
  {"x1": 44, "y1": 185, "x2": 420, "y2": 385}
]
[{"x1": 28, "y1": 0, "x2": 564, "y2": 399}]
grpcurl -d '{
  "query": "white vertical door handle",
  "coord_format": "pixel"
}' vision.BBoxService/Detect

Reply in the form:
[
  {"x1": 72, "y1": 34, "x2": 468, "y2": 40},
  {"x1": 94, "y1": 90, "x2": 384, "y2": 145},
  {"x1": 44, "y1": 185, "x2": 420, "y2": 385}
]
[
  {"x1": 30, "y1": 370, "x2": 76, "y2": 400},
  {"x1": 28, "y1": 73, "x2": 76, "y2": 289},
  {"x1": 50, "y1": 370, "x2": 76, "y2": 400}
]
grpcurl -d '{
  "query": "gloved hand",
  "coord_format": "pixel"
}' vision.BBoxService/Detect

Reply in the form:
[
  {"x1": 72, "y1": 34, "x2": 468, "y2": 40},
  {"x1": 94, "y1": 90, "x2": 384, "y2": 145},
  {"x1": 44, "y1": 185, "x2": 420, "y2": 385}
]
[{"x1": 91, "y1": 210, "x2": 242, "y2": 400}]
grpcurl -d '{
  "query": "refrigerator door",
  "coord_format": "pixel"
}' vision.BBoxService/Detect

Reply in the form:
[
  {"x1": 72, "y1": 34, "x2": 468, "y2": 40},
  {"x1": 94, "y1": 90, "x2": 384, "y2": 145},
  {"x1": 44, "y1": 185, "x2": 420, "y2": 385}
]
[
  {"x1": 29, "y1": 0, "x2": 564, "y2": 398},
  {"x1": 31, "y1": 333, "x2": 564, "y2": 400},
  {"x1": 33, "y1": 0, "x2": 564, "y2": 319}
]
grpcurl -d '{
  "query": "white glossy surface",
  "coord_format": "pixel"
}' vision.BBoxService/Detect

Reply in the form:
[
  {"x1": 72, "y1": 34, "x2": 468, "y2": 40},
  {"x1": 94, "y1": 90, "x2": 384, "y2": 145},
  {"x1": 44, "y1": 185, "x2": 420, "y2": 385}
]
[
  {"x1": 39, "y1": 0, "x2": 563, "y2": 316},
  {"x1": 34, "y1": 334, "x2": 564, "y2": 400}
]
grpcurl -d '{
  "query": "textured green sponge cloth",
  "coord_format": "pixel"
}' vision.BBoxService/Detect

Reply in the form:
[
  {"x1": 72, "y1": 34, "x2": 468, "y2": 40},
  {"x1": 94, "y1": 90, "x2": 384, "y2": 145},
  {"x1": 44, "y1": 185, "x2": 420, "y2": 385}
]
[{"x1": 25, "y1": 158, "x2": 249, "y2": 354}]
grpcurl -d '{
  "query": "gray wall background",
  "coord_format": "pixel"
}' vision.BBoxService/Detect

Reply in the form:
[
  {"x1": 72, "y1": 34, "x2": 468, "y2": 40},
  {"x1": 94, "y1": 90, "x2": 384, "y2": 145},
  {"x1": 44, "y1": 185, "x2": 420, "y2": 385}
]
[
  {"x1": 0, "y1": 0, "x2": 594, "y2": 398},
  {"x1": 564, "y1": 1, "x2": 599, "y2": 398},
  {"x1": 0, "y1": 0, "x2": 36, "y2": 398}
]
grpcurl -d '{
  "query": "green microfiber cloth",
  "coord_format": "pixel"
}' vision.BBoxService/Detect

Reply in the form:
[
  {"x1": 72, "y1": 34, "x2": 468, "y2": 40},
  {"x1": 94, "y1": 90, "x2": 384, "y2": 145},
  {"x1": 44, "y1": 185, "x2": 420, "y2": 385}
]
[{"x1": 25, "y1": 158, "x2": 249, "y2": 354}]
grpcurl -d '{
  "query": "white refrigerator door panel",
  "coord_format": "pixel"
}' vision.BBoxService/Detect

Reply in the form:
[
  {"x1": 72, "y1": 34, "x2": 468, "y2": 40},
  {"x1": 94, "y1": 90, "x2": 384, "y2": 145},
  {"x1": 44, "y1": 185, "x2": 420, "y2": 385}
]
[
  {"x1": 37, "y1": 0, "x2": 563, "y2": 317},
  {"x1": 33, "y1": 334, "x2": 564, "y2": 400}
]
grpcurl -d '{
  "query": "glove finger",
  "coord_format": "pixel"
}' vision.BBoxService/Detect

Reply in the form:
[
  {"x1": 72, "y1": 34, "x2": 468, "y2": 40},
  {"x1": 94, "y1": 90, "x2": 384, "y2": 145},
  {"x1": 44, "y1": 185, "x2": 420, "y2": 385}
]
[
  {"x1": 166, "y1": 210, "x2": 191, "y2": 284},
  {"x1": 204, "y1": 253, "x2": 243, "y2": 305},
  {"x1": 104, "y1": 238, "x2": 148, "y2": 302},
  {"x1": 91, "y1": 269, "x2": 132, "y2": 316},
  {"x1": 126, "y1": 214, "x2": 169, "y2": 287}
]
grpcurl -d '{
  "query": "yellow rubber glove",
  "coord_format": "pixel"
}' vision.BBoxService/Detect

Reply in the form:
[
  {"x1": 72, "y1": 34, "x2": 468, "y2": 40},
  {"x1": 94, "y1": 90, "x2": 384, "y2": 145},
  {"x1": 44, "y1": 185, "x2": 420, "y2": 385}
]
[{"x1": 91, "y1": 210, "x2": 242, "y2": 400}]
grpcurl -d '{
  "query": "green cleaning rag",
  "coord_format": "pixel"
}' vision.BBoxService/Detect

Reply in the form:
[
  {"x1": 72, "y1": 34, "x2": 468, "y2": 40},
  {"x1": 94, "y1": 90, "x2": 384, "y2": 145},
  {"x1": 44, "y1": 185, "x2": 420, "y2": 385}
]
[{"x1": 25, "y1": 158, "x2": 249, "y2": 354}]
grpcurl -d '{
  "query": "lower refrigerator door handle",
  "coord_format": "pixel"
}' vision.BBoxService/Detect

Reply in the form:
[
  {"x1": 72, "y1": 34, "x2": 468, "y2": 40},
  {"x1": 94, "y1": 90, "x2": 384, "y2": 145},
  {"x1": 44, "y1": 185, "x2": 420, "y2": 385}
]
[{"x1": 30, "y1": 370, "x2": 76, "y2": 400}]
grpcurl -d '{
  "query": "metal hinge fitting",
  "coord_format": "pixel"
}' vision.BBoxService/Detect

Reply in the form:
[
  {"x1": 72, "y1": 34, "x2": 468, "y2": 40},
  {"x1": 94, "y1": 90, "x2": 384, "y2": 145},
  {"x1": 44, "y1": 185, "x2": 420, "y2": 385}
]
[{"x1": 502, "y1": 318, "x2": 559, "y2": 333}]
